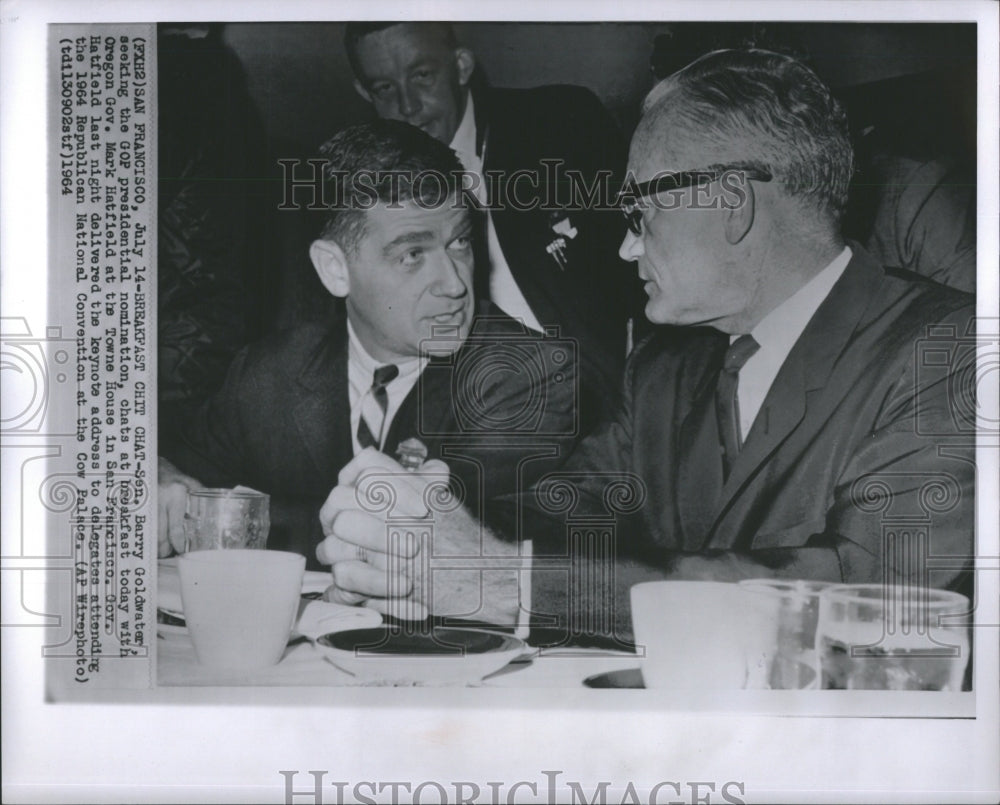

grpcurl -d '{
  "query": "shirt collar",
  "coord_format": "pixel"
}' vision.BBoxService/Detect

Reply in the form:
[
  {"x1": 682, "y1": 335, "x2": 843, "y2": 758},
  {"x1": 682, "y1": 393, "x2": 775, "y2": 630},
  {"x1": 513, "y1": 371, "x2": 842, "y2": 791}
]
[
  {"x1": 448, "y1": 90, "x2": 477, "y2": 162},
  {"x1": 746, "y1": 246, "x2": 853, "y2": 353}
]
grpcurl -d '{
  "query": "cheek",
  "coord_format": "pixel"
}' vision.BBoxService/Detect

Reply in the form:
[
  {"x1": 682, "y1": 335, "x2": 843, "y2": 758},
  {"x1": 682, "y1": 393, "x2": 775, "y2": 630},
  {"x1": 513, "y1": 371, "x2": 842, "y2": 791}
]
[
  {"x1": 373, "y1": 99, "x2": 403, "y2": 119},
  {"x1": 457, "y1": 255, "x2": 475, "y2": 283}
]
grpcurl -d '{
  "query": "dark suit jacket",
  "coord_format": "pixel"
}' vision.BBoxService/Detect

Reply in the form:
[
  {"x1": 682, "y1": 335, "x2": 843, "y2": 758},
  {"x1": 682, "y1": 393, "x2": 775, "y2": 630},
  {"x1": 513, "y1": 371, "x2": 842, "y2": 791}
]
[
  {"x1": 164, "y1": 303, "x2": 588, "y2": 568},
  {"x1": 472, "y1": 83, "x2": 644, "y2": 414},
  {"x1": 500, "y1": 246, "x2": 976, "y2": 643}
]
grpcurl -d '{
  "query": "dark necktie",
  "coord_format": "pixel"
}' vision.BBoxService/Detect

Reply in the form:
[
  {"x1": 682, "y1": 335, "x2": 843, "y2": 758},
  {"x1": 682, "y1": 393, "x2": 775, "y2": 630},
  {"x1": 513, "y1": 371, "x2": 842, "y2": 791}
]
[
  {"x1": 715, "y1": 335, "x2": 760, "y2": 480},
  {"x1": 357, "y1": 364, "x2": 399, "y2": 450}
]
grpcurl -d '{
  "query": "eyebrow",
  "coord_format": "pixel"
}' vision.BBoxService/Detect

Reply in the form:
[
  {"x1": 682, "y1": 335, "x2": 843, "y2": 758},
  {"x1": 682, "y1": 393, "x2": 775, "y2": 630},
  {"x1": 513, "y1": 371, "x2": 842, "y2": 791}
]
[
  {"x1": 382, "y1": 230, "x2": 436, "y2": 255},
  {"x1": 408, "y1": 56, "x2": 441, "y2": 71}
]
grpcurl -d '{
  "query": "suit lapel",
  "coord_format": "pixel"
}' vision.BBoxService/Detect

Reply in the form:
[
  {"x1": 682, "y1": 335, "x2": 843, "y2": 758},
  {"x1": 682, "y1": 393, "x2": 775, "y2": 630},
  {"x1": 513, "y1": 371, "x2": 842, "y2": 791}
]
[
  {"x1": 707, "y1": 248, "x2": 887, "y2": 542},
  {"x1": 291, "y1": 322, "x2": 353, "y2": 482}
]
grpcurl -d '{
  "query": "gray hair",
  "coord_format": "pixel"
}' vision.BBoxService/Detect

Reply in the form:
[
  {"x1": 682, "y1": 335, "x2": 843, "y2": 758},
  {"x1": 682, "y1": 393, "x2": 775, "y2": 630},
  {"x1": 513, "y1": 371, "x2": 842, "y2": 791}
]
[{"x1": 644, "y1": 48, "x2": 854, "y2": 223}]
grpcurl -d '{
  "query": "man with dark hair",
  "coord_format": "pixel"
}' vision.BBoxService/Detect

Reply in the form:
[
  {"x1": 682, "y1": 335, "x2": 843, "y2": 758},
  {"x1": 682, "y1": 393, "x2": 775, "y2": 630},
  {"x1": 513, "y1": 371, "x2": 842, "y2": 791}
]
[
  {"x1": 159, "y1": 122, "x2": 584, "y2": 622},
  {"x1": 319, "y1": 50, "x2": 974, "y2": 641},
  {"x1": 343, "y1": 21, "x2": 641, "y2": 420}
]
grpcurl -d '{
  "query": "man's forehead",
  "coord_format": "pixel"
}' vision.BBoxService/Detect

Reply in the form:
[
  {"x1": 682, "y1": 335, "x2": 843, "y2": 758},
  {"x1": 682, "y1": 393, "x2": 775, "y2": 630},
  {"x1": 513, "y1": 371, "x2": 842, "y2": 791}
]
[
  {"x1": 628, "y1": 128, "x2": 698, "y2": 181},
  {"x1": 364, "y1": 197, "x2": 468, "y2": 238},
  {"x1": 628, "y1": 110, "x2": 737, "y2": 181},
  {"x1": 356, "y1": 24, "x2": 450, "y2": 69}
]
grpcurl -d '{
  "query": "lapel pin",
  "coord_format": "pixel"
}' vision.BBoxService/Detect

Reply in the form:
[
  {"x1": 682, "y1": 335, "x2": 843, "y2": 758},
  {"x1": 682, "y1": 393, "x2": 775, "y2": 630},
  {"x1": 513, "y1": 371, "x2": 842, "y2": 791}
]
[{"x1": 546, "y1": 237, "x2": 568, "y2": 270}]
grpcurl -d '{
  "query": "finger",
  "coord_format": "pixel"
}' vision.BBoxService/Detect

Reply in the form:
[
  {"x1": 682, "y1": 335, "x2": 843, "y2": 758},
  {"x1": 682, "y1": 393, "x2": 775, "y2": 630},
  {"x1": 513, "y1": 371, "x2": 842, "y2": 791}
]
[
  {"x1": 167, "y1": 505, "x2": 186, "y2": 555},
  {"x1": 354, "y1": 469, "x2": 429, "y2": 516},
  {"x1": 317, "y1": 533, "x2": 405, "y2": 571},
  {"x1": 318, "y1": 485, "x2": 360, "y2": 536},
  {"x1": 337, "y1": 447, "x2": 399, "y2": 486},
  {"x1": 324, "y1": 478, "x2": 427, "y2": 530},
  {"x1": 332, "y1": 560, "x2": 412, "y2": 598},
  {"x1": 322, "y1": 583, "x2": 367, "y2": 606},
  {"x1": 344, "y1": 455, "x2": 436, "y2": 517},
  {"x1": 363, "y1": 596, "x2": 430, "y2": 621},
  {"x1": 329, "y1": 510, "x2": 422, "y2": 558},
  {"x1": 421, "y1": 458, "x2": 449, "y2": 475}
]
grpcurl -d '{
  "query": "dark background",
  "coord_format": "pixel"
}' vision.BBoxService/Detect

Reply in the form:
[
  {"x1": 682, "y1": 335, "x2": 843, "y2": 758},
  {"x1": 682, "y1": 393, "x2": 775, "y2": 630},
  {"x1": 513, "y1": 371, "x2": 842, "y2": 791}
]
[
  {"x1": 218, "y1": 22, "x2": 976, "y2": 157},
  {"x1": 155, "y1": 21, "x2": 978, "y2": 406}
]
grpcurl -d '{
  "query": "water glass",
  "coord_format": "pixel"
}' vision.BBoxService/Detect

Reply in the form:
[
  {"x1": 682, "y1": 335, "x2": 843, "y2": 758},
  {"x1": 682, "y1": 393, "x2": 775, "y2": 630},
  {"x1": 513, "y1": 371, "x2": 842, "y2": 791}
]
[
  {"x1": 184, "y1": 488, "x2": 270, "y2": 552},
  {"x1": 738, "y1": 579, "x2": 833, "y2": 689},
  {"x1": 815, "y1": 583, "x2": 970, "y2": 690}
]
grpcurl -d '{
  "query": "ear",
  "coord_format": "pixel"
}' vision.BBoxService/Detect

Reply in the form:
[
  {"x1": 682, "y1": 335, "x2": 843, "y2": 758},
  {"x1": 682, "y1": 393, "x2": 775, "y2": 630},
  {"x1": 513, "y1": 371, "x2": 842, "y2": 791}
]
[
  {"x1": 723, "y1": 175, "x2": 755, "y2": 245},
  {"x1": 454, "y1": 48, "x2": 475, "y2": 86},
  {"x1": 309, "y1": 239, "x2": 351, "y2": 298},
  {"x1": 353, "y1": 79, "x2": 372, "y2": 104}
]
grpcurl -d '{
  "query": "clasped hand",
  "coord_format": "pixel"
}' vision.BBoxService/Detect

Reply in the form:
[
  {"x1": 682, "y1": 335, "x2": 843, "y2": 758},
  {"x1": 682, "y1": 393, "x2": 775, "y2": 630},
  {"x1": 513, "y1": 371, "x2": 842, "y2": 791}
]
[{"x1": 317, "y1": 448, "x2": 451, "y2": 618}]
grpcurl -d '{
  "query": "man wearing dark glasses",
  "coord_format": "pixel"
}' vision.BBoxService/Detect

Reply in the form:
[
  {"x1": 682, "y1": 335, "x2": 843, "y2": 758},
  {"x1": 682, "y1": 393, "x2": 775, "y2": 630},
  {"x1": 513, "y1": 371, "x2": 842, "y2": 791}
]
[{"x1": 316, "y1": 49, "x2": 974, "y2": 643}]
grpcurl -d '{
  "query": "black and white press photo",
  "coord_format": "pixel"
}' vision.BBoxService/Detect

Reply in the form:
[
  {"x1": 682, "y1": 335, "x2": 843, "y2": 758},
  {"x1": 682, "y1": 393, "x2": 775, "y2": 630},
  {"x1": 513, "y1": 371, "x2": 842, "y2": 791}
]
[{"x1": 2, "y1": 3, "x2": 998, "y2": 803}]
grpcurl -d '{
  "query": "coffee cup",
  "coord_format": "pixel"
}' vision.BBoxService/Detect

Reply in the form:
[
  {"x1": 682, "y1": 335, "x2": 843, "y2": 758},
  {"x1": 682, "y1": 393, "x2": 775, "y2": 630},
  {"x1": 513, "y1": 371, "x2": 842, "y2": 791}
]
[
  {"x1": 178, "y1": 549, "x2": 305, "y2": 669},
  {"x1": 631, "y1": 581, "x2": 780, "y2": 689}
]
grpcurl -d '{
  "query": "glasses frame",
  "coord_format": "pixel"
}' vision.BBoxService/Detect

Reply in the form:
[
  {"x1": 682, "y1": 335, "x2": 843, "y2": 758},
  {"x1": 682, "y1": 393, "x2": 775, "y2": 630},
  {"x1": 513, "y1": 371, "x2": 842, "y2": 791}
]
[{"x1": 618, "y1": 164, "x2": 773, "y2": 236}]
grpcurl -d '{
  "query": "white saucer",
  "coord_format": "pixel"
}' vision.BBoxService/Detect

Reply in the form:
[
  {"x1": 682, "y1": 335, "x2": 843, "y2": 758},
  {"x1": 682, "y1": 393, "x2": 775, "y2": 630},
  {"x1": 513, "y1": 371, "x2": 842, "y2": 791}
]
[{"x1": 314, "y1": 626, "x2": 529, "y2": 686}]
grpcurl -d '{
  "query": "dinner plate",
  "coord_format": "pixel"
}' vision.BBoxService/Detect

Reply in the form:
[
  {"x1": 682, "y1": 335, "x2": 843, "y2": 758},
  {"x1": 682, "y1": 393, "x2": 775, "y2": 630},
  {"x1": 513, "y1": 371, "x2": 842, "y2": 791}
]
[{"x1": 315, "y1": 626, "x2": 529, "y2": 685}]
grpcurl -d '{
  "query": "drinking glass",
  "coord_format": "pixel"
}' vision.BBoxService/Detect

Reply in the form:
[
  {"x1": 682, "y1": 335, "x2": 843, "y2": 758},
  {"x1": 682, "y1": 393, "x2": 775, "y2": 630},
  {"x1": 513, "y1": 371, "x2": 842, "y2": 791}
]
[
  {"x1": 816, "y1": 584, "x2": 970, "y2": 690},
  {"x1": 184, "y1": 488, "x2": 270, "y2": 552},
  {"x1": 739, "y1": 578, "x2": 833, "y2": 689}
]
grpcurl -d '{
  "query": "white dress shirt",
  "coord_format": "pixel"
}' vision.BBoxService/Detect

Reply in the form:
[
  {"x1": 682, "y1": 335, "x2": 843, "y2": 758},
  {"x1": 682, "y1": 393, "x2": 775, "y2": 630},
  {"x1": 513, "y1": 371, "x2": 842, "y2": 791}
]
[
  {"x1": 450, "y1": 93, "x2": 543, "y2": 332},
  {"x1": 347, "y1": 320, "x2": 422, "y2": 456},
  {"x1": 735, "y1": 246, "x2": 852, "y2": 440}
]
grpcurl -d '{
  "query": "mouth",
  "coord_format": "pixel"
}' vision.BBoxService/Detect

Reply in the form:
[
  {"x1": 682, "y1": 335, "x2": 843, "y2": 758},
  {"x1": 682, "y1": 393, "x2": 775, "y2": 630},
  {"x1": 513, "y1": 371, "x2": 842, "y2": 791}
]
[{"x1": 429, "y1": 309, "x2": 465, "y2": 324}]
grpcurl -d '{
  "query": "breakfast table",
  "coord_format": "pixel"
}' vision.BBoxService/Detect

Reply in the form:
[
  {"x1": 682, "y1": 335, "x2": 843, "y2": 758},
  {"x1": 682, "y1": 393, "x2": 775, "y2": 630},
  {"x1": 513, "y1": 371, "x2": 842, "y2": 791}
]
[
  {"x1": 154, "y1": 559, "x2": 976, "y2": 715},
  {"x1": 156, "y1": 559, "x2": 644, "y2": 689}
]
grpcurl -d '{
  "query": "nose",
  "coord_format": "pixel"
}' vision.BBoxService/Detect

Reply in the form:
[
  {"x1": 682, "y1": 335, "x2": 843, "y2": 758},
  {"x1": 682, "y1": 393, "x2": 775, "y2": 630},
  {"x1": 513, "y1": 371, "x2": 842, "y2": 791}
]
[
  {"x1": 619, "y1": 229, "x2": 644, "y2": 262},
  {"x1": 431, "y1": 253, "x2": 469, "y2": 298},
  {"x1": 398, "y1": 84, "x2": 422, "y2": 119}
]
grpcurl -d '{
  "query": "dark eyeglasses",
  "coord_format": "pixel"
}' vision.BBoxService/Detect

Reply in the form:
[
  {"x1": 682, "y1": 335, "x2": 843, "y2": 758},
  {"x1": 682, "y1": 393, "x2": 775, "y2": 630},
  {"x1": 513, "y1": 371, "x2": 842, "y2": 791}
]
[{"x1": 617, "y1": 165, "x2": 773, "y2": 236}]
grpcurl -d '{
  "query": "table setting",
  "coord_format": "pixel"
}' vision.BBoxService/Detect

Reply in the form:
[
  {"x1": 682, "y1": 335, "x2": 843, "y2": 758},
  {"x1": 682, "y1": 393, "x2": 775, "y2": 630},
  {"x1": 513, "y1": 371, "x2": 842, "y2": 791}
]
[{"x1": 156, "y1": 486, "x2": 974, "y2": 697}]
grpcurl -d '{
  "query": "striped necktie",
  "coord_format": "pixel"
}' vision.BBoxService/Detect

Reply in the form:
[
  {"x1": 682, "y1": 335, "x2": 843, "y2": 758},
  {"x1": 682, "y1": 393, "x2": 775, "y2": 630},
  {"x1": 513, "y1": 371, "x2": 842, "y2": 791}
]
[{"x1": 357, "y1": 364, "x2": 399, "y2": 450}]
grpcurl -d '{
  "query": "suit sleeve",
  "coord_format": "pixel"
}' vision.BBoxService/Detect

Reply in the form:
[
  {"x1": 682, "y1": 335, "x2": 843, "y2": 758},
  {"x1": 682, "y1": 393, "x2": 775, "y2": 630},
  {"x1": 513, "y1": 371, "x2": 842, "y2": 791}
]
[
  {"x1": 439, "y1": 330, "x2": 608, "y2": 525},
  {"x1": 483, "y1": 341, "x2": 656, "y2": 646},
  {"x1": 485, "y1": 335, "x2": 638, "y2": 544},
  {"x1": 797, "y1": 328, "x2": 975, "y2": 589},
  {"x1": 738, "y1": 309, "x2": 976, "y2": 593}
]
